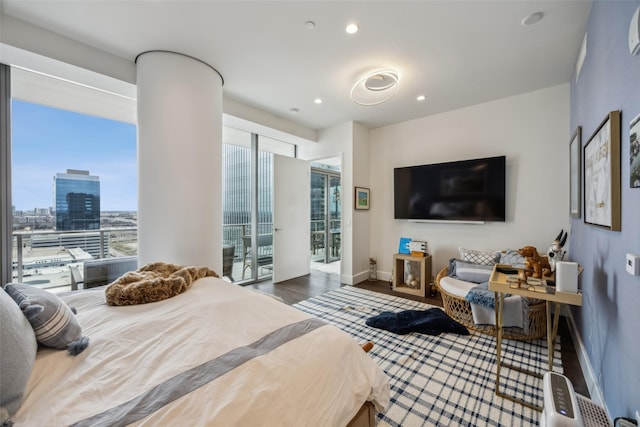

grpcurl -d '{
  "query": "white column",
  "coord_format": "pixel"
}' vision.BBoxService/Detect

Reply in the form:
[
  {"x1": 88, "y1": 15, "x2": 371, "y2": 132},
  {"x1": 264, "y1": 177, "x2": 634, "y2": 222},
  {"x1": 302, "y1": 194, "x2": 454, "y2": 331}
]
[{"x1": 136, "y1": 51, "x2": 222, "y2": 270}]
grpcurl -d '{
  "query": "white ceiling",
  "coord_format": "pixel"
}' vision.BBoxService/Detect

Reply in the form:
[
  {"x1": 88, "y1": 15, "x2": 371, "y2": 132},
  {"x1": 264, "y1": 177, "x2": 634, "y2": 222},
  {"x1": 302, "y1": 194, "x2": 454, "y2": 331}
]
[{"x1": 0, "y1": 0, "x2": 591, "y2": 131}]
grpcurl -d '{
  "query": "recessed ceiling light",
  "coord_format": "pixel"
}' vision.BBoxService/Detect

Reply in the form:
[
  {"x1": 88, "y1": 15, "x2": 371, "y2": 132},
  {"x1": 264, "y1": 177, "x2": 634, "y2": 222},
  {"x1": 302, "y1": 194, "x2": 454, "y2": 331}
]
[
  {"x1": 521, "y1": 12, "x2": 544, "y2": 26},
  {"x1": 304, "y1": 20, "x2": 316, "y2": 30},
  {"x1": 314, "y1": 98, "x2": 323, "y2": 104},
  {"x1": 416, "y1": 95, "x2": 426, "y2": 101},
  {"x1": 346, "y1": 23, "x2": 359, "y2": 34}
]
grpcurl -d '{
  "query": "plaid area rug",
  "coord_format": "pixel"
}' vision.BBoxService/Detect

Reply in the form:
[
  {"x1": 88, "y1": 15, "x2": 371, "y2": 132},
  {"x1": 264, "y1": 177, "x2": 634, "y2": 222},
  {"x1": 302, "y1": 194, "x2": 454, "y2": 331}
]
[{"x1": 293, "y1": 286, "x2": 562, "y2": 427}]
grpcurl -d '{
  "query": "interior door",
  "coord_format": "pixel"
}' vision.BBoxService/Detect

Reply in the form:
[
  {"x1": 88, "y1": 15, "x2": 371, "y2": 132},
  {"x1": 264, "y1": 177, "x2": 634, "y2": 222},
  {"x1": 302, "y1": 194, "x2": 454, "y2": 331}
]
[{"x1": 273, "y1": 155, "x2": 310, "y2": 282}]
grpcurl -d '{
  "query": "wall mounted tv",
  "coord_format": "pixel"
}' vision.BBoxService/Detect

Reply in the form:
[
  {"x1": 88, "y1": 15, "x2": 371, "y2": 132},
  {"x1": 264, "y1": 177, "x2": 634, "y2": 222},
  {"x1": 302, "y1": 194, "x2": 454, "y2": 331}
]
[{"x1": 394, "y1": 155, "x2": 506, "y2": 222}]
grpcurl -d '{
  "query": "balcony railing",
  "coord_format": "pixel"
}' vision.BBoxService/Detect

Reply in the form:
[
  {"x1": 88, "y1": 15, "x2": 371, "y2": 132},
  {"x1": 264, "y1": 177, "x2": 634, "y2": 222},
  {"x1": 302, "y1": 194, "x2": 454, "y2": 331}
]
[
  {"x1": 11, "y1": 223, "x2": 276, "y2": 290},
  {"x1": 12, "y1": 227, "x2": 138, "y2": 286}
]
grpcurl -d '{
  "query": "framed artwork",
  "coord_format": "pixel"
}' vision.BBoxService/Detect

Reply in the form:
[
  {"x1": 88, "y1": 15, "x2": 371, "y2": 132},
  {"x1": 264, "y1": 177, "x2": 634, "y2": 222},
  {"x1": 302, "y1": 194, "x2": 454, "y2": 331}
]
[
  {"x1": 354, "y1": 186, "x2": 370, "y2": 210},
  {"x1": 630, "y1": 112, "x2": 640, "y2": 188},
  {"x1": 583, "y1": 110, "x2": 621, "y2": 231},
  {"x1": 569, "y1": 126, "x2": 582, "y2": 218}
]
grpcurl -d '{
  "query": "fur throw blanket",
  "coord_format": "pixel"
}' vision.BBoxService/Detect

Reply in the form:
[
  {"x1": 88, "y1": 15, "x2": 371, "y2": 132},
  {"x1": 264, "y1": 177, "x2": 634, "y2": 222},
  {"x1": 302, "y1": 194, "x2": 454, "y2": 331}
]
[{"x1": 105, "y1": 262, "x2": 219, "y2": 306}]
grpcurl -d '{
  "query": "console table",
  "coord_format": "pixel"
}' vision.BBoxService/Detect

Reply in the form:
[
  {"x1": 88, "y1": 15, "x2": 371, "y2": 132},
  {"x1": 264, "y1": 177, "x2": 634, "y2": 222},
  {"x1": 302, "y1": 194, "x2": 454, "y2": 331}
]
[
  {"x1": 392, "y1": 253, "x2": 432, "y2": 297},
  {"x1": 489, "y1": 264, "x2": 582, "y2": 411}
]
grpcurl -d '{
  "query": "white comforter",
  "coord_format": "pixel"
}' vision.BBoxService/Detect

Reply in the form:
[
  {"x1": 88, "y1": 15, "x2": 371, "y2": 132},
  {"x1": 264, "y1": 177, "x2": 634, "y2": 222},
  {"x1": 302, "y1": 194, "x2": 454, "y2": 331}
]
[{"x1": 14, "y1": 278, "x2": 389, "y2": 426}]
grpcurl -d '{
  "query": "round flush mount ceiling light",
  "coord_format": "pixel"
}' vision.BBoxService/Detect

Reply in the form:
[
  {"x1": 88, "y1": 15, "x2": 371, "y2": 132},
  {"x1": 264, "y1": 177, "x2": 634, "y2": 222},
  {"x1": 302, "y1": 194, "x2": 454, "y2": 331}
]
[
  {"x1": 521, "y1": 12, "x2": 544, "y2": 26},
  {"x1": 346, "y1": 23, "x2": 359, "y2": 34},
  {"x1": 351, "y1": 70, "x2": 399, "y2": 106}
]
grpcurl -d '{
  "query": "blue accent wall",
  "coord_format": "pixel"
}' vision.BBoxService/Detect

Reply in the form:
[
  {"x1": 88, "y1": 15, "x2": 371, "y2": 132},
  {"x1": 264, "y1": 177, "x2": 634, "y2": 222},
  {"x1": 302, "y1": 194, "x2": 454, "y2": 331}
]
[{"x1": 570, "y1": 0, "x2": 640, "y2": 418}]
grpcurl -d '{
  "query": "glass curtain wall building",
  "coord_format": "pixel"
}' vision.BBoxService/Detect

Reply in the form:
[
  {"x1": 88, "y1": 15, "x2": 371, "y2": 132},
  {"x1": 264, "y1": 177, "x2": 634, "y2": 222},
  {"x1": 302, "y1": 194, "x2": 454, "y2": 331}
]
[{"x1": 54, "y1": 169, "x2": 100, "y2": 231}]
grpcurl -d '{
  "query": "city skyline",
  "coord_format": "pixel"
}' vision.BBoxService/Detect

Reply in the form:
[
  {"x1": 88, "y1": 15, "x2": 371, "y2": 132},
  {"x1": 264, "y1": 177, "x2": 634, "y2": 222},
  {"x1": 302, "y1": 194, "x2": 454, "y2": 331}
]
[{"x1": 11, "y1": 99, "x2": 137, "y2": 212}]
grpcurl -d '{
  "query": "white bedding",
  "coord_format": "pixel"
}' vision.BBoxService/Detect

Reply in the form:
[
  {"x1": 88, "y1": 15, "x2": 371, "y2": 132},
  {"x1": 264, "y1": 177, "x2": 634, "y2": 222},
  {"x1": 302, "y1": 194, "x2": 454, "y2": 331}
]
[{"x1": 14, "y1": 278, "x2": 389, "y2": 426}]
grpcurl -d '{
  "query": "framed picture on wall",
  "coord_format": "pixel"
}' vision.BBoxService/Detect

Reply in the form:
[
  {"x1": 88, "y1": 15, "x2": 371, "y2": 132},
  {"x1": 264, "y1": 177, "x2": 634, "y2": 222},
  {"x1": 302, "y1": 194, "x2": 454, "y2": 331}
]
[
  {"x1": 569, "y1": 126, "x2": 582, "y2": 218},
  {"x1": 583, "y1": 110, "x2": 621, "y2": 231},
  {"x1": 630, "y1": 112, "x2": 640, "y2": 188},
  {"x1": 354, "y1": 186, "x2": 370, "y2": 210}
]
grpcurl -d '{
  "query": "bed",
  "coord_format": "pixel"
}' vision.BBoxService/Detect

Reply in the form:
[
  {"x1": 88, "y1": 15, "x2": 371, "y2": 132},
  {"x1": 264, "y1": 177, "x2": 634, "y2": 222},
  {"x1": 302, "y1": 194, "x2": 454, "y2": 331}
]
[{"x1": 3, "y1": 277, "x2": 389, "y2": 426}]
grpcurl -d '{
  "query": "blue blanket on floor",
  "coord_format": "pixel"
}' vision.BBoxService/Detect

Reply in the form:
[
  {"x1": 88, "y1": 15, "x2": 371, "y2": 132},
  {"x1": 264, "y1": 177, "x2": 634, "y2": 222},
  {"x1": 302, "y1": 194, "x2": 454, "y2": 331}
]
[{"x1": 366, "y1": 308, "x2": 469, "y2": 336}]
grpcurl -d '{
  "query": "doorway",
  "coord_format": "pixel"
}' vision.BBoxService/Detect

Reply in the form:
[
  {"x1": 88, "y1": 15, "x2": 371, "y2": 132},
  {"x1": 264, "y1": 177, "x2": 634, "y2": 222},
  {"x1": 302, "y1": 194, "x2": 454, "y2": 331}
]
[{"x1": 310, "y1": 161, "x2": 341, "y2": 266}]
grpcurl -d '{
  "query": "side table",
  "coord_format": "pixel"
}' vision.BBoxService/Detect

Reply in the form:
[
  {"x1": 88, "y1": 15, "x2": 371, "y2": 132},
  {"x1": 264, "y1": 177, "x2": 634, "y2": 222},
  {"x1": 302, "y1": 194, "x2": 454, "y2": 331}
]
[
  {"x1": 489, "y1": 264, "x2": 582, "y2": 411},
  {"x1": 392, "y1": 253, "x2": 432, "y2": 297}
]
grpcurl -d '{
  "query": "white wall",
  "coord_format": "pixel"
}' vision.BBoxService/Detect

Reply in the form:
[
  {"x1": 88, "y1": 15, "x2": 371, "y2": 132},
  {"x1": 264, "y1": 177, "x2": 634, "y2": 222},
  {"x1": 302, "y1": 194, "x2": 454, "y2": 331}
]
[
  {"x1": 369, "y1": 84, "x2": 571, "y2": 280},
  {"x1": 352, "y1": 122, "x2": 371, "y2": 283}
]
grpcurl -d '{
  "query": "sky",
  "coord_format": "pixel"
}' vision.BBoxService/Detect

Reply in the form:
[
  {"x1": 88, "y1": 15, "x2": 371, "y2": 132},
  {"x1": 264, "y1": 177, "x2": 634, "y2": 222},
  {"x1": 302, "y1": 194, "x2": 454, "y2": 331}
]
[{"x1": 11, "y1": 99, "x2": 137, "y2": 212}]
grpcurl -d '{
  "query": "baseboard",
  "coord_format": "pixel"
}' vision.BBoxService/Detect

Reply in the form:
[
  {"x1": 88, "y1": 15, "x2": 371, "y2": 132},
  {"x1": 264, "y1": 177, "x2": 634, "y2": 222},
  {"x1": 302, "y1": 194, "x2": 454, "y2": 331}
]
[
  {"x1": 379, "y1": 270, "x2": 392, "y2": 283},
  {"x1": 563, "y1": 306, "x2": 611, "y2": 420},
  {"x1": 351, "y1": 270, "x2": 369, "y2": 285}
]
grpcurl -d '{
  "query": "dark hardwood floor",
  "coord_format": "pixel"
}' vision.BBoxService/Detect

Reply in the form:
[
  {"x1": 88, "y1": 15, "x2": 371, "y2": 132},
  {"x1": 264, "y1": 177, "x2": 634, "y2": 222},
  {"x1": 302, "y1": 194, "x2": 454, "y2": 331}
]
[{"x1": 246, "y1": 269, "x2": 589, "y2": 397}]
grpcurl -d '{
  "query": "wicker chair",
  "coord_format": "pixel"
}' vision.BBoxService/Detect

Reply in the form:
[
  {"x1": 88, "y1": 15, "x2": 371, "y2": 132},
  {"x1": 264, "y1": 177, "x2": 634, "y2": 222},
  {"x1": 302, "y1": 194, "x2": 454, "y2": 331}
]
[{"x1": 435, "y1": 266, "x2": 547, "y2": 340}]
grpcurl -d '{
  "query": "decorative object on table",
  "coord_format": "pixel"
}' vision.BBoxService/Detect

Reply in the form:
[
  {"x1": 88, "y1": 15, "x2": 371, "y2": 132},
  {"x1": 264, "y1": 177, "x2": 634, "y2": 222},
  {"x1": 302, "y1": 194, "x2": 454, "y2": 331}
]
[
  {"x1": 555, "y1": 261, "x2": 579, "y2": 293},
  {"x1": 354, "y1": 186, "x2": 370, "y2": 210},
  {"x1": 547, "y1": 229, "x2": 567, "y2": 273},
  {"x1": 630, "y1": 112, "x2": 640, "y2": 188},
  {"x1": 584, "y1": 110, "x2": 621, "y2": 231},
  {"x1": 368, "y1": 257, "x2": 377, "y2": 281},
  {"x1": 409, "y1": 240, "x2": 428, "y2": 257},
  {"x1": 569, "y1": 126, "x2": 582, "y2": 217},
  {"x1": 518, "y1": 245, "x2": 551, "y2": 279},
  {"x1": 398, "y1": 237, "x2": 412, "y2": 254},
  {"x1": 405, "y1": 261, "x2": 420, "y2": 288}
]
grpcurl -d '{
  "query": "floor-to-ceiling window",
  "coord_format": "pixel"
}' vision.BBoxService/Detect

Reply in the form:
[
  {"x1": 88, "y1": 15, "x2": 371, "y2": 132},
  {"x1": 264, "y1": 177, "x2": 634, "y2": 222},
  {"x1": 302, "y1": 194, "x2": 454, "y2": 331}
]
[
  {"x1": 221, "y1": 127, "x2": 295, "y2": 283},
  {"x1": 6, "y1": 67, "x2": 137, "y2": 291}
]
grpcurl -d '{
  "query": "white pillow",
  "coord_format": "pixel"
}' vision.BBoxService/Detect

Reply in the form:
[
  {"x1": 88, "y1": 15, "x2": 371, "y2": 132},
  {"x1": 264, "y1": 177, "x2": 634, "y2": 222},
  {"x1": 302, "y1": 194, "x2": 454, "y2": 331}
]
[{"x1": 458, "y1": 247, "x2": 500, "y2": 265}]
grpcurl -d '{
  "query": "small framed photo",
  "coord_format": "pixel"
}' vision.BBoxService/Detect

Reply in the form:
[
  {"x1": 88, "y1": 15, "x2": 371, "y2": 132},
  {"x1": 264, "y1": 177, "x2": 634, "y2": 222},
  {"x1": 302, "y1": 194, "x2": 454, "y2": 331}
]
[
  {"x1": 569, "y1": 126, "x2": 582, "y2": 218},
  {"x1": 354, "y1": 186, "x2": 370, "y2": 210},
  {"x1": 583, "y1": 110, "x2": 621, "y2": 231}
]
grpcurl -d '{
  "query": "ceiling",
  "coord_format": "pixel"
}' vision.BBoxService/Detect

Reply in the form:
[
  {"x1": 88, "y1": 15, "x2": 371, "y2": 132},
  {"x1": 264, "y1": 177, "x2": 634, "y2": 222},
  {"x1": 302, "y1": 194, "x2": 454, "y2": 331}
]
[{"x1": 0, "y1": 1, "x2": 591, "y2": 131}]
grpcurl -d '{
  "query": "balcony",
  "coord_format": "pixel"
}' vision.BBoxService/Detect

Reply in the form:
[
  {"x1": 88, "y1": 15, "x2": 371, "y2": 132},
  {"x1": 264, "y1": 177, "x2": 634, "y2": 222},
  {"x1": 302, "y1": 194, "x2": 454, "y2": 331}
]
[{"x1": 11, "y1": 223, "x2": 276, "y2": 292}]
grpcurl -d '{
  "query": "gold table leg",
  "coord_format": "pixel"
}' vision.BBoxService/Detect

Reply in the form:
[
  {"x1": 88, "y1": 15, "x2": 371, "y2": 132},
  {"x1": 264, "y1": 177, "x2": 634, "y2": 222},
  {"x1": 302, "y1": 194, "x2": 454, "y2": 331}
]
[{"x1": 494, "y1": 291, "x2": 546, "y2": 411}]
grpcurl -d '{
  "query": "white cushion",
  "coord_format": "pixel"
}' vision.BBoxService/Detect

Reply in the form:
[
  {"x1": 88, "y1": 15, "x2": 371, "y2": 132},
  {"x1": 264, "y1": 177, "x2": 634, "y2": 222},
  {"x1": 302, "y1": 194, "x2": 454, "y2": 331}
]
[{"x1": 439, "y1": 276, "x2": 476, "y2": 298}]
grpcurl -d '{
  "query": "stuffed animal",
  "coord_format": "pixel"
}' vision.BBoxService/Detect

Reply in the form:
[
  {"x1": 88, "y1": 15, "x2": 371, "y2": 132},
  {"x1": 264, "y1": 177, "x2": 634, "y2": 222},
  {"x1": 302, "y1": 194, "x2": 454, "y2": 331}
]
[{"x1": 518, "y1": 245, "x2": 552, "y2": 278}]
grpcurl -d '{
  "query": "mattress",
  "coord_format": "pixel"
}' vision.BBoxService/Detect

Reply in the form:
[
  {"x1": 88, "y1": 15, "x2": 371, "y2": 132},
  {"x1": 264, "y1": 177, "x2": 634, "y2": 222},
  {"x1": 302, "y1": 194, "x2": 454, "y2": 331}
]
[{"x1": 13, "y1": 278, "x2": 389, "y2": 426}]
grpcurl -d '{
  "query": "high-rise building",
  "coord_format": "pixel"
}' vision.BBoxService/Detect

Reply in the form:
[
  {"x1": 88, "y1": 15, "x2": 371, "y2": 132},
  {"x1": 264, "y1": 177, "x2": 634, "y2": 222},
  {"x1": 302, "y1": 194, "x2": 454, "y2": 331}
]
[{"x1": 54, "y1": 169, "x2": 100, "y2": 231}]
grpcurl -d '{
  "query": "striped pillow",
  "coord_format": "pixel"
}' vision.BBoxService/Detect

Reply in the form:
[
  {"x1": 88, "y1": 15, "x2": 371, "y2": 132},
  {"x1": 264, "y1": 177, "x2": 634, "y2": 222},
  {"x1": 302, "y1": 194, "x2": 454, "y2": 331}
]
[{"x1": 4, "y1": 283, "x2": 89, "y2": 355}]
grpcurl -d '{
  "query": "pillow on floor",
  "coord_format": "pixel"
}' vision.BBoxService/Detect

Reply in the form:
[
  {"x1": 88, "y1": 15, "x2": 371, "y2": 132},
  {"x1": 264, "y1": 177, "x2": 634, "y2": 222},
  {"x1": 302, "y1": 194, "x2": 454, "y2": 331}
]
[
  {"x1": 458, "y1": 247, "x2": 500, "y2": 265},
  {"x1": 1, "y1": 286, "x2": 38, "y2": 420},
  {"x1": 3, "y1": 283, "x2": 89, "y2": 355}
]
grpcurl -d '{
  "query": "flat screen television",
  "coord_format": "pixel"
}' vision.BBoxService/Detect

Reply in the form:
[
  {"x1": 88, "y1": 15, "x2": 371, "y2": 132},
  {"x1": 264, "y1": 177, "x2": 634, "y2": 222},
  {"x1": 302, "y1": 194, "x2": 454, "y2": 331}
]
[{"x1": 394, "y1": 155, "x2": 506, "y2": 222}]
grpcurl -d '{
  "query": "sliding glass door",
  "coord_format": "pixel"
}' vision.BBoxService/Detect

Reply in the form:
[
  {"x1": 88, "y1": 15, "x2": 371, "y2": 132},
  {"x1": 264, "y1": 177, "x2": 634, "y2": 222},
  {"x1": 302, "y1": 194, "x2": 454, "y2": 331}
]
[
  {"x1": 221, "y1": 128, "x2": 295, "y2": 284},
  {"x1": 310, "y1": 168, "x2": 341, "y2": 264}
]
